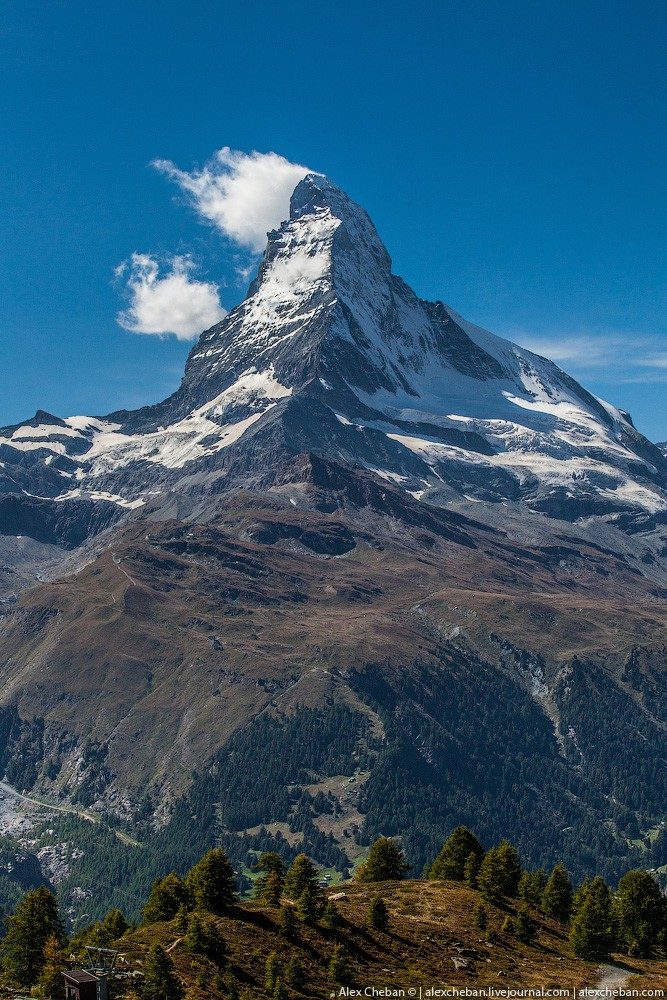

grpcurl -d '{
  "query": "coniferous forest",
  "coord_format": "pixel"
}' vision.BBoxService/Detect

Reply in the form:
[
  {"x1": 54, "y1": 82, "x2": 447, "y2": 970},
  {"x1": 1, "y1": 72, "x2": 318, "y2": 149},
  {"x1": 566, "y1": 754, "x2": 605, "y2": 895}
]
[{"x1": 2, "y1": 827, "x2": 667, "y2": 996}]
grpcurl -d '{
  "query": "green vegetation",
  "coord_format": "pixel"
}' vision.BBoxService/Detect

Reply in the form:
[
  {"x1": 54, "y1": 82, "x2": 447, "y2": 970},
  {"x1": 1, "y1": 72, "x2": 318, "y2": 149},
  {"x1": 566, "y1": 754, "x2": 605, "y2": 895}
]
[
  {"x1": 71, "y1": 907, "x2": 129, "y2": 952},
  {"x1": 141, "y1": 943, "x2": 184, "y2": 1000},
  {"x1": 427, "y1": 826, "x2": 484, "y2": 881},
  {"x1": 1, "y1": 827, "x2": 666, "y2": 996},
  {"x1": 350, "y1": 658, "x2": 667, "y2": 882},
  {"x1": 614, "y1": 870, "x2": 666, "y2": 957},
  {"x1": 285, "y1": 955, "x2": 306, "y2": 989},
  {"x1": 322, "y1": 899, "x2": 342, "y2": 928},
  {"x1": 542, "y1": 863, "x2": 574, "y2": 922},
  {"x1": 478, "y1": 840, "x2": 522, "y2": 900},
  {"x1": 569, "y1": 876, "x2": 615, "y2": 960},
  {"x1": 142, "y1": 872, "x2": 191, "y2": 924},
  {"x1": 283, "y1": 853, "x2": 323, "y2": 904},
  {"x1": 356, "y1": 836, "x2": 410, "y2": 882},
  {"x1": 367, "y1": 895, "x2": 389, "y2": 931},
  {"x1": 186, "y1": 848, "x2": 238, "y2": 915},
  {"x1": 328, "y1": 943, "x2": 351, "y2": 983},
  {"x1": 518, "y1": 868, "x2": 547, "y2": 906},
  {"x1": 184, "y1": 912, "x2": 226, "y2": 960},
  {"x1": 1, "y1": 886, "x2": 65, "y2": 986},
  {"x1": 264, "y1": 950, "x2": 281, "y2": 992},
  {"x1": 34, "y1": 933, "x2": 66, "y2": 1000},
  {"x1": 7, "y1": 659, "x2": 665, "y2": 933},
  {"x1": 252, "y1": 853, "x2": 286, "y2": 905},
  {"x1": 278, "y1": 902, "x2": 296, "y2": 938},
  {"x1": 296, "y1": 884, "x2": 322, "y2": 924},
  {"x1": 472, "y1": 901, "x2": 488, "y2": 930}
]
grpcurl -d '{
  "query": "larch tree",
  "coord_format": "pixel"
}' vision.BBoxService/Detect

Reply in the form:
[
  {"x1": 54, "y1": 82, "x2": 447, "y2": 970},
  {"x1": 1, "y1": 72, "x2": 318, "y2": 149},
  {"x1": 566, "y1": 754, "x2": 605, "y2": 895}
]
[
  {"x1": 427, "y1": 826, "x2": 484, "y2": 881},
  {"x1": 1, "y1": 886, "x2": 66, "y2": 986},
  {"x1": 186, "y1": 848, "x2": 238, "y2": 915},
  {"x1": 356, "y1": 837, "x2": 410, "y2": 882},
  {"x1": 542, "y1": 863, "x2": 574, "y2": 923}
]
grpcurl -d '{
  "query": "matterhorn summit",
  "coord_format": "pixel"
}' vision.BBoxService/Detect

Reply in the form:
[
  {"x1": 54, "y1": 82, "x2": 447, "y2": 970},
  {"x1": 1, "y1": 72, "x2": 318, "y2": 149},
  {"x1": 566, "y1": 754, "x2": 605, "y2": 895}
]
[{"x1": 1, "y1": 173, "x2": 666, "y2": 555}]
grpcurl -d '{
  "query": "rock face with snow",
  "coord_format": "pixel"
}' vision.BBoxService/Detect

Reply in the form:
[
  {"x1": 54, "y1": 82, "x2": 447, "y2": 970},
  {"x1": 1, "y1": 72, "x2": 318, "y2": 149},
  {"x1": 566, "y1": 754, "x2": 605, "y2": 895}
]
[{"x1": 2, "y1": 173, "x2": 666, "y2": 546}]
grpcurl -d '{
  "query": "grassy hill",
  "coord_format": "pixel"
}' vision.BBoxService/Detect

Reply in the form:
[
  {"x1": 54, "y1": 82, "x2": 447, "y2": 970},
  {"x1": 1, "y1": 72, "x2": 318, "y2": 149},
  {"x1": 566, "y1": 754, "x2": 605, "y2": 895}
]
[{"x1": 101, "y1": 880, "x2": 667, "y2": 997}]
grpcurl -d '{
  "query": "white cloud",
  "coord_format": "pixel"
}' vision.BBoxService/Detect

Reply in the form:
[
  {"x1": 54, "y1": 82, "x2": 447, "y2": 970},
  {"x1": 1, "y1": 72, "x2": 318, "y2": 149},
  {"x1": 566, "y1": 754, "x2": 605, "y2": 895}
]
[
  {"x1": 516, "y1": 332, "x2": 630, "y2": 367},
  {"x1": 116, "y1": 254, "x2": 226, "y2": 340},
  {"x1": 511, "y1": 329, "x2": 667, "y2": 377},
  {"x1": 152, "y1": 147, "x2": 313, "y2": 253},
  {"x1": 641, "y1": 353, "x2": 667, "y2": 369}
]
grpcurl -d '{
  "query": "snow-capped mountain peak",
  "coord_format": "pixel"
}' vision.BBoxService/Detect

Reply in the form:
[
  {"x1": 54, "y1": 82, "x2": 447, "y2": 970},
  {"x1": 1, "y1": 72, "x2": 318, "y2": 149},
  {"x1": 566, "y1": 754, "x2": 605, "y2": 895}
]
[{"x1": 1, "y1": 174, "x2": 666, "y2": 538}]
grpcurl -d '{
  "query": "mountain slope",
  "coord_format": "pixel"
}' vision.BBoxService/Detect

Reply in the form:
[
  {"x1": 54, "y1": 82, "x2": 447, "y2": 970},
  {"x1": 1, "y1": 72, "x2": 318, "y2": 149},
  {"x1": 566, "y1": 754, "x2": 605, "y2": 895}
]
[
  {"x1": 0, "y1": 483, "x2": 664, "y2": 890},
  {"x1": 106, "y1": 880, "x2": 667, "y2": 995}
]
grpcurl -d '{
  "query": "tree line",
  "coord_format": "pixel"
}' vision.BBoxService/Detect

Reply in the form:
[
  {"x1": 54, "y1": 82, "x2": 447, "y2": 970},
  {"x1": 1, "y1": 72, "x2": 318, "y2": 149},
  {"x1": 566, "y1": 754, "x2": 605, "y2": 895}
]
[{"x1": 1, "y1": 827, "x2": 665, "y2": 998}]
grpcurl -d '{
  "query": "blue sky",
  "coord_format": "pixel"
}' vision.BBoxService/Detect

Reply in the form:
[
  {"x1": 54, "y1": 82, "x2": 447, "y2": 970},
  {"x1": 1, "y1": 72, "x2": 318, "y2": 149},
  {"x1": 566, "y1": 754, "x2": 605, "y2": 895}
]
[{"x1": 1, "y1": 0, "x2": 665, "y2": 440}]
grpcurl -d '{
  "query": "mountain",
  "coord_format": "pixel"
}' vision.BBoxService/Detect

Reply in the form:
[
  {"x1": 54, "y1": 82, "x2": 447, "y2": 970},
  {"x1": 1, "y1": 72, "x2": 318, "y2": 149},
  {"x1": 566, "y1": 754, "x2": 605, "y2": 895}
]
[
  {"x1": 1, "y1": 174, "x2": 666, "y2": 549},
  {"x1": 0, "y1": 174, "x2": 665, "y2": 920}
]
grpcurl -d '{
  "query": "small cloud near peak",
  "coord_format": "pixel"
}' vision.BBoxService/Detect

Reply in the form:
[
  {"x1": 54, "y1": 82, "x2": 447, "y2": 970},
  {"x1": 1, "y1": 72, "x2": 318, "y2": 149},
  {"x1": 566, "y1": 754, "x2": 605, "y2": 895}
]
[
  {"x1": 116, "y1": 253, "x2": 226, "y2": 340},
  {"x1": 153, "y1": 147, "x2": 313, "y2": 253}
]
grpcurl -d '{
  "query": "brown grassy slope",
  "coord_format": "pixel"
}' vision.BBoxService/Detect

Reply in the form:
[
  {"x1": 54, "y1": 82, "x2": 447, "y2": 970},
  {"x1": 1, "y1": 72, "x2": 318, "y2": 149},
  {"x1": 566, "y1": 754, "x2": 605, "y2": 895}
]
[
  {"x1": 107, "y1": 880, "x2": 667, "y2": 997},
  {"x1": 0, "y1": 493, "x2": 664, "y2": 802}
]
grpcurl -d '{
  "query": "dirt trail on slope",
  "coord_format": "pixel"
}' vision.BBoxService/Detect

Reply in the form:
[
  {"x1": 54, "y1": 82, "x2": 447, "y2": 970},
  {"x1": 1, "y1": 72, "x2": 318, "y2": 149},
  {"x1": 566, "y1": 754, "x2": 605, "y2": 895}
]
[{"x1": 589, "y1": 965, "x2": 630, "y2": 994}]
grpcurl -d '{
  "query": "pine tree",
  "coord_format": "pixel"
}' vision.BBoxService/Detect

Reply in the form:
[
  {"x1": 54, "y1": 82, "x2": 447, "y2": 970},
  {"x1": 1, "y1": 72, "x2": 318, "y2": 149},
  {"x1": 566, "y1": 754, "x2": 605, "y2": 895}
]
[
  {"x1": 142, "y1": 872, "x2": 191, "y2": 924},
  {"x1": 367, "y1": 896, "x2": 389, "y2": 932},
  {"x1": 472, "y1": 902, "x2": 488, "y2": 930},
  {"x1": 279, "y1": 903, "x2": 296, "y2": 938},
  {"x1": 296, "y1": 884, "x2": 321, "y2": 924},
  {"x1": 613, "y1": 870, "x2": 665, "y2": 957},
  {"x1": 83, "y1": 907, "x2": 129, "y2": 948},
  {"x1": 184, "y1": 913, "x2": 206, "y2": 953},
  {"x1": 513, "y1": 904, "x2": 535, "y2": 943},
  {"x1": 518, "y1": 869, "x2": 547, "y2": 907},
  {"x1": 185, "y1": 913, "x2": 226, "y2": 960},
  {"x1": 329, "y1": 943, "x2": 351, "y2": 983},
  {"x1": 175, "y1": 905, "x2": 189, "y2": 933},
  {"x1": 34, "y1": 934, "x2": 66, "y2": 1000},
  {"x1": 356, "y1": 837, "x2": 409, "y2": 882},
  {"x1": 102, "y1": 907, "x2": 128, "y2": 939},
  {"x1": 542, "y1": 864, "x2": 574, "y2": 923},
  {"x1": 283, "y1": 853, "x2": 322, "y2": 902},
  {"x1": 1, "y1": 886, "x2": 66, "y2": 986},
  {"x1": 285, "y1": 956, "x2": 306, "y2": 989},
  {"x1": 252, "y1": 852, "x2": 286, "y2": 902},
  {"x1": 569, "y1": 876, "x2": 614, "y2": 960},
  {"x1": 571, "y1": 876, "x2": 591, "y2": 916},
  {"x1": 264, "y1": 951, "x2": 281, "y2": 992},
  {"x1": 427, "y1": 827, "x2": 484, "y2": 881},
  {"x1": 463, "y1": 850, "x2": 481, "y2": 887},
  {"x1": 141, "y1": 943, "x2": 184, "y2": 1000},
  {"x1": 495, "y1": 840, "x2": 522, "y2": 897},
  {"x1": 477, "y1": 840, "x2": 522, "y2": 899},
  {"x1": 261, "y1": 870, "x2": 284, "y2": 907},
  {"x1": 477, "y1": 848, "x2": 507, "y2": 901},
  {"x1": 186, "y1": 848, "x2": 238, "y2": 915},
  {"x1": 222, "y1": 971, "x2": 240, "y2": 1000},
  {"x1": 323, "y1": 900, "x2": 342, "y2": 929}
]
